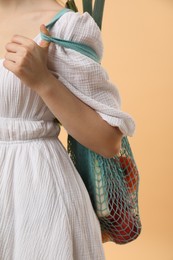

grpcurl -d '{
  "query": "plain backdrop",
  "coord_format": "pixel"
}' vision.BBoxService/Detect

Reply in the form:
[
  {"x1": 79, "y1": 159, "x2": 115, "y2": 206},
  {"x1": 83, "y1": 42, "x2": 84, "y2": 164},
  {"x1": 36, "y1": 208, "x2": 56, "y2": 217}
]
[{"x1": 59, "y1": 1, "x2": 173, "y2": 259}]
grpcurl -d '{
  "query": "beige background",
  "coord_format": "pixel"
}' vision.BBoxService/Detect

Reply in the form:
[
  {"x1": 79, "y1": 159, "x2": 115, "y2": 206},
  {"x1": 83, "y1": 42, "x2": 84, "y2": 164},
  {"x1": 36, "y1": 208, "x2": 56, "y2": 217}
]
[{"x1": 59, "y1": 0, "x2": 173, "y2": 259}]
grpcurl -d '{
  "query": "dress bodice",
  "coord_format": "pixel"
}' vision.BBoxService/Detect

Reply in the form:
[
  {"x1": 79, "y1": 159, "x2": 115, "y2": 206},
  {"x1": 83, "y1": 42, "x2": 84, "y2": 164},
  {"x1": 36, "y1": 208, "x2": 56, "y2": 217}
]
[
  {"x1": 0, "y1": 58, "x2": 55, "y2": 121},
  {"x1": 0, "y1": 57, "x2": 60, "y2": 141}
]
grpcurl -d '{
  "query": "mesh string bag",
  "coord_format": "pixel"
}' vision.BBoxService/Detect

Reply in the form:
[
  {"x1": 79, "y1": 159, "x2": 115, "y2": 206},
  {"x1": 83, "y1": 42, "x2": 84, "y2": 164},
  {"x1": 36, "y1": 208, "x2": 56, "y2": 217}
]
[
  {"x1": 67, "y1": 135, "x2": 142, "y2": 244},
  {"x1": 41, "y1": 1, "x2": 142, "y2": 244},
  {"x1": 64, "y1": 1, "x2": 142, "y2": 244}
]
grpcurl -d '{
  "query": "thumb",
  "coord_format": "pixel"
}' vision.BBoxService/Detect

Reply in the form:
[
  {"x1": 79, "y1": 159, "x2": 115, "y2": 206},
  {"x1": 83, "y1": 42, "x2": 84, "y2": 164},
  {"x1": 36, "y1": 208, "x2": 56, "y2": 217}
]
[{"x1": 39, "y1": 24, "x2": 51, "y2": 48}]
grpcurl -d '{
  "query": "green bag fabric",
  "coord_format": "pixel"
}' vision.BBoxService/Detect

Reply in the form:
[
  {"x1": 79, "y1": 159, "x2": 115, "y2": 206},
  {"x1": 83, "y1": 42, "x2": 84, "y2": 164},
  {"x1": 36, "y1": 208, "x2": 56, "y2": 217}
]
[
  {"x1": 67, "y1": 135, "x2": 141, "y2": 244},
  {"x1": 41, "y1": 4, "x2": 142, "y2": 244},
  {"x1": 41, "y1": 8, "x2": 100, "y2": 63}
]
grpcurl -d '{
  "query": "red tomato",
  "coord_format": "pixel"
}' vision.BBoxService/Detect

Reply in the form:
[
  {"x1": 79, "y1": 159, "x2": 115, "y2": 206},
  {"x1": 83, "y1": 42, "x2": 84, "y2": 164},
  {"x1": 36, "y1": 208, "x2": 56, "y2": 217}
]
[
  {"x1": 119, "y1": 156, "x2": 139, "y2": 193},
  {"x1": 100, "y1": 156, "x2": 141, "y2": 244},
  {"x1": 101, "y1": 205, "x2": 140, "y2": 244}
]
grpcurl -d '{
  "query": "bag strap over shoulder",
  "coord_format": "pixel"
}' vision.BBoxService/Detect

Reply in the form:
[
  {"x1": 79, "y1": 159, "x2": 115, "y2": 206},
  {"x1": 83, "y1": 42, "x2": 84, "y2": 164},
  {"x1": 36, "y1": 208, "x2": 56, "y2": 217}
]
[
  {"x1": 45, "y1": 8, "x2": 71, "y2": 29},
  {"x1": 40, "y1": 7, "x2": 100, "y2": 63},
  {"x1": 40, "y1": 0, "x2": 106, "y2": 62}
]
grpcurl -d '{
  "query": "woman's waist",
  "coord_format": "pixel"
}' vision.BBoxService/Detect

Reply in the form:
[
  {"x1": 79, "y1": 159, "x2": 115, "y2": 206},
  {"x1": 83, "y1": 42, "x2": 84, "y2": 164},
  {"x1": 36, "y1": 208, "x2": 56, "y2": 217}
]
[{"x1": 0, "y1": 117, "x2": 60, "y2": 141}]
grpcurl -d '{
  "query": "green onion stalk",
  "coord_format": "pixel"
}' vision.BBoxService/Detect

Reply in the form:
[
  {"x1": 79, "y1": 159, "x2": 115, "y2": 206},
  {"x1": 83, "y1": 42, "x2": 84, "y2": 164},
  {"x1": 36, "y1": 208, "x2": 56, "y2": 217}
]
[{"x1": 65, "y1": 0, "x2": 78, "y2": 12}]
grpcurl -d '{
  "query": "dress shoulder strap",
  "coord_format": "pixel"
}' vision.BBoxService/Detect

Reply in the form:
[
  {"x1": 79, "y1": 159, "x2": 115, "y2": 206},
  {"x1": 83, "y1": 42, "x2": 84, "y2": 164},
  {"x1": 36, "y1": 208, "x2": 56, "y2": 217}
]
[
  {"x1": 40, "y1": 7, "x2": 100, "y2": 63},
  {"x1": 46, "y1": 8, "x2": 72, "y2": 29}
]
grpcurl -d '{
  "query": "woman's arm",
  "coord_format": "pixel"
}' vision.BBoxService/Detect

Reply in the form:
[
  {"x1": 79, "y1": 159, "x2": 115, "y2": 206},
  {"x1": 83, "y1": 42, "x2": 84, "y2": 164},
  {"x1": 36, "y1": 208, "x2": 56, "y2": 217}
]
[
  {"x1": 3, "y1": 27, "x2": 123, "y2": 158},
  {"x1": 36, "y1": 72, "x2": 123, "y2": 158}
]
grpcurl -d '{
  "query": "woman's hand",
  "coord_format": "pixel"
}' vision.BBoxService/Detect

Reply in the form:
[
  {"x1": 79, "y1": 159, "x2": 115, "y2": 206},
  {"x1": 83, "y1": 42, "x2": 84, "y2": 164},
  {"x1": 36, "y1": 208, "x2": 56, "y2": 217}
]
[
  {"x1": 3, "y1": 25, "x2": 52, "y2": 91},
  {"x1": 2, "y1": 24, "x2": 124, "y2": 157}
]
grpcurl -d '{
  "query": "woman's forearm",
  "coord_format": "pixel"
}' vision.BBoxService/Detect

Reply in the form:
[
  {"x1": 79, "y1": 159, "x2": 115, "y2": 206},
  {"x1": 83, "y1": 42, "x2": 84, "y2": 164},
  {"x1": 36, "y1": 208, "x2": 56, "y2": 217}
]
[{"x1": 36, "y1": 73, "x2": 123, "y2": 158}]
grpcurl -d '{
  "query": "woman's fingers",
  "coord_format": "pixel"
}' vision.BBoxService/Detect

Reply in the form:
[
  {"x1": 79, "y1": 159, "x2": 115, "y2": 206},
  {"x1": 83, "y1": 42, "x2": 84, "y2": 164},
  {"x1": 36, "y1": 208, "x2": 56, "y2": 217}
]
[
  {"x1": 4, "y1": 52, "x2": 17, "y2": 62},
  {"x1": 4, "y1": 24, "x2": 51, "y2": 56},
  {"x1": 39, "y1": 24, "x2": 51, "y2": 48},
  {"x1": 4, "y1": 42, "x2": 32, "y2": 62},
  {"x1": 5, "y1": 36, "x2": 38, "y2": 62},
  {"x1": 3, "y1": 58, "x2": 16, "y2": 70},
  {"x1": 3, "y1": 24, "x2": 52, "y2": 88},
  {"x1": 10, "y1": 34, "x2": 33, "y2": 46},
  {"x1": 5, "y1": 42, "x2": 19, "y2": 53}
]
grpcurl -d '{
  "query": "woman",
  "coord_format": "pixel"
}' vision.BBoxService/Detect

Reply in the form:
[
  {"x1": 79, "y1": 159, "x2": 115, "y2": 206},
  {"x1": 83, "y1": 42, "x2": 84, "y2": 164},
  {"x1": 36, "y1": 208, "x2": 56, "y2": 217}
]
[{"x1": 0, "y1": 0, "x2": 135, "y2": 259}]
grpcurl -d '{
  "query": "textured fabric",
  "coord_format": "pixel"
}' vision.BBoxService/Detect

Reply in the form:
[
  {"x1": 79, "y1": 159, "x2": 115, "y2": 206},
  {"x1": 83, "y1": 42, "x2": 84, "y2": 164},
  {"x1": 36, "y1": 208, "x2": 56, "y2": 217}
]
[
  {"x1": 0, "y1": 11, "x2": 110, "y2": 260},
  {"x1": 40, "y1": 11, "x2": 136, "y2": 137},
  {"x1": 0, "y1": 10, "x2": 135, "y2": 260},
  {"x1": 0, "y1": 57, "x2": 106, "y2": 260}
]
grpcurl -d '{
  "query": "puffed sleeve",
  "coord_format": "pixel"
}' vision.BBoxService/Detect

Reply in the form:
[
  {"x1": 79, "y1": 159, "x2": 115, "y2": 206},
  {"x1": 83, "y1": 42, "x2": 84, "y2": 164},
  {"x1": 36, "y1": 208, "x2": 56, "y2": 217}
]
[{"x1": 44, "y1": 11, "x2": 136, "y2": 137}]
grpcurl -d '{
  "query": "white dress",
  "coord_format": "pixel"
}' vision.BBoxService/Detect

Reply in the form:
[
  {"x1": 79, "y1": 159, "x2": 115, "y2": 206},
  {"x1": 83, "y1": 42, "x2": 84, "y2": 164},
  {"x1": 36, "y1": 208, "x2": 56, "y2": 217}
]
[{"x1": 0, "y1": 10, "x2": 135, "y2": 260}]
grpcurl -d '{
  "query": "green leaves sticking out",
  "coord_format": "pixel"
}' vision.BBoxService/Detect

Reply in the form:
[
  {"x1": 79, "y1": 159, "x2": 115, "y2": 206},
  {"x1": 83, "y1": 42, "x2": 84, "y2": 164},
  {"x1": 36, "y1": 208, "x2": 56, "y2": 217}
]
[{"x1": 65, "y1": 0, "x2": 78, "y2": 12}]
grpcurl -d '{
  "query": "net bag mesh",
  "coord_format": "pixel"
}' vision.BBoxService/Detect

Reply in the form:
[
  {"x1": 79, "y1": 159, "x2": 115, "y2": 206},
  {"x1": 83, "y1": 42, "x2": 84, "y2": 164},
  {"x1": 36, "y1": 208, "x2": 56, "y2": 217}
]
[{"x1": 67, "y1": 135, "x2": 142, "y2": 244}]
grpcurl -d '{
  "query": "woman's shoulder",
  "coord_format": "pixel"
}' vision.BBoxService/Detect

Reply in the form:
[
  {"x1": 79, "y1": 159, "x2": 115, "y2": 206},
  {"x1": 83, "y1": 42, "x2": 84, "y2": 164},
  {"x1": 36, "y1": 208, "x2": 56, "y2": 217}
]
[
  {"x1": 52, "y1": 10, "x2": 101, "y2": 35},
  {"x1": 50, "y1": 10, "x2": 103, "y2": 58}
]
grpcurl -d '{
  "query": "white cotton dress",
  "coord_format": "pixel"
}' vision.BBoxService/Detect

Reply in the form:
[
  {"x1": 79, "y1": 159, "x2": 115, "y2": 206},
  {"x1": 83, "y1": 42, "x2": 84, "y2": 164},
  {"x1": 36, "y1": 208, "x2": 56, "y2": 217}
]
[{"x1": 0, "y1": 10, "x2": 135, "y2": 260}]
